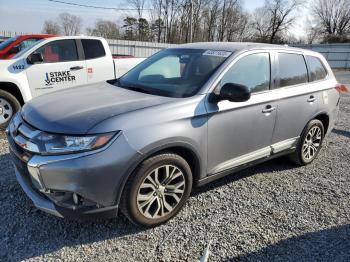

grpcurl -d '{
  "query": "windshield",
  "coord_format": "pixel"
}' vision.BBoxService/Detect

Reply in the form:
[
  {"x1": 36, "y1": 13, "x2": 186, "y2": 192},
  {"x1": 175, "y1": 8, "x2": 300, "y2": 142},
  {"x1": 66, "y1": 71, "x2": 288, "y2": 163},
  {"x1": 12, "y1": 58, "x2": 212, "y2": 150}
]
[
  {"x1": 12, "y1": 39, "x2": 45, "y2": 59},
  {"x1": 0, "y1": 36, "x2": 19, "y2": 50},
  {"x1": 118, "y1": 48, "x2": 232, "y2": 98}
]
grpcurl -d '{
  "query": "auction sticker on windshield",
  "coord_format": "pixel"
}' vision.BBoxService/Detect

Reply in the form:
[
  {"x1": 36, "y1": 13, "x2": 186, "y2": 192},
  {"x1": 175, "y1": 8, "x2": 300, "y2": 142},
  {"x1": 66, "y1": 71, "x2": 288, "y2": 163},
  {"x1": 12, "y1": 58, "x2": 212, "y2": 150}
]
[{"x1": 203, "y1": 50, "x2": 232, "y2": 57}]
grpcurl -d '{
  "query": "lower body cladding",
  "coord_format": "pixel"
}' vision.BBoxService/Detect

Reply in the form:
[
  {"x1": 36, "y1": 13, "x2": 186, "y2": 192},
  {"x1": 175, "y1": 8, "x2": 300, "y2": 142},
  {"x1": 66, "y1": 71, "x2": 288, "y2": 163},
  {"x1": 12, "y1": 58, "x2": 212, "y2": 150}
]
[{"x1": 7, "y1": 132, "x2": 142, "y2": 219}]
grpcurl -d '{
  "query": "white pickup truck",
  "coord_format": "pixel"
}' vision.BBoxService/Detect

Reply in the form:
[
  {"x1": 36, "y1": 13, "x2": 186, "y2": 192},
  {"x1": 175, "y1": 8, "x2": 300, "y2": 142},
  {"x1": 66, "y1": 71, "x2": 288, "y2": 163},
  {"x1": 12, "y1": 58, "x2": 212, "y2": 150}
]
[{"x1": 0, "y1": 36, "x2": 144, "y2": 129}]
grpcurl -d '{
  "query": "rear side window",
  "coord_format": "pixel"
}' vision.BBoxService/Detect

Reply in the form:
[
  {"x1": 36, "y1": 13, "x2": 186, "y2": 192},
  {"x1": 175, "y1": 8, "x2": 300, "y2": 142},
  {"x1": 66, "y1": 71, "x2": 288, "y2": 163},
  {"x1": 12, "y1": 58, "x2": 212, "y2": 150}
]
[
  {"x1": 35, "y1": 40, "x2": 78, "y2": 63},
  {"x1": 221, "y1": 53, "x2": 270, "y2": 93},
  {"x1": 306, "y1": 55, "x2": 327, "y2": 81},
  {"x1": 82, "y1": 39, "x2": 105, "y2": 59},
  {"x1": 278, "y1": 53, "x2": 308, "y2": 87}
]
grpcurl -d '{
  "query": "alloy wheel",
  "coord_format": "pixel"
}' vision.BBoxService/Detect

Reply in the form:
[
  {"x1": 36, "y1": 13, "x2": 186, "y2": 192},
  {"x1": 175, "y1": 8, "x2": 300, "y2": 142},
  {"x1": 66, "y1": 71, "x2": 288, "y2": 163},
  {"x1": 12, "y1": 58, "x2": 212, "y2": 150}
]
[
  {"x1": 302, "y1": 126, "x2": 322, "y2": 161},
  {"x1": 0, "y1": 97, "x2": 13, "y2": 125},
  {"x1": 137, "y1": 165, "x2": 186, "y2": 219}
]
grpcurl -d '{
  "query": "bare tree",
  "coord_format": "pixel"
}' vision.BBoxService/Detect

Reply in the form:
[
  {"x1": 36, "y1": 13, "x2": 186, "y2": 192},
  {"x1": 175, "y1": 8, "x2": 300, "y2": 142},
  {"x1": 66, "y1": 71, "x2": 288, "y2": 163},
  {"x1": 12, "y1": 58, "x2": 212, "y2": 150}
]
[
  {"x1": 42, "y1": 20, "x2": 61, "y2": 35},
  {"x1": 203, "y1": 0, "x2": 220, "y2": 41},
  {"x1": 58, "y1": 13, "x2": 83, "y2": 35},
  {"x1": 304, "y1": 18, "x2": 321, "y2": 44},
  {"x1": 121, "y1": 0, "x2": 303, "y2": 44},
  {"x1": 87, "y1": 20, "x2": 120, "y2": 39},
  {"x1": 129, "y1": 0, "x2": 147, "y2": 18},
  {"x1": 312, "y1": 0, "x2": 350, "y2": 42},
  {"x1": 150, "y1": 0, "x2": 164, "y2": 42},
  {"x1": 251, "y1": 0, "x2": 301, "y2": 43}
]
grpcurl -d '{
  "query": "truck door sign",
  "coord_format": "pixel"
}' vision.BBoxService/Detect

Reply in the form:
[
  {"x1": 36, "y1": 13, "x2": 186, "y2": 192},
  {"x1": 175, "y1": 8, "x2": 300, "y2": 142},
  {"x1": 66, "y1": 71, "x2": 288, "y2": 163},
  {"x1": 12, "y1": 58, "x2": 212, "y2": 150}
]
[
  {"x1": 13, "y1": 64, "x2": 25, "y2": 70},
  {"x1": 45, "y1": 71, "x2": 76, "y2": 86}
]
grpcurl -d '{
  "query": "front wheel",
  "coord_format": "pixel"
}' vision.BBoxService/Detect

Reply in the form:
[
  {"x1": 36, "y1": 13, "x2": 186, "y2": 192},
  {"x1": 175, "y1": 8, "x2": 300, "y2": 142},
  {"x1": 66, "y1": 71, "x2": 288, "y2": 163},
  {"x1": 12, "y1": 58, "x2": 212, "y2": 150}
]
[
  {"x1": 120, "y1": 153, "x2": 192, "y2": 227},
  {"x1": 0, "y1": 90, "x2": 21, "y2": 130},
  {"x1": 289, "y1": 119, "x2": 324, "y2": 165}
]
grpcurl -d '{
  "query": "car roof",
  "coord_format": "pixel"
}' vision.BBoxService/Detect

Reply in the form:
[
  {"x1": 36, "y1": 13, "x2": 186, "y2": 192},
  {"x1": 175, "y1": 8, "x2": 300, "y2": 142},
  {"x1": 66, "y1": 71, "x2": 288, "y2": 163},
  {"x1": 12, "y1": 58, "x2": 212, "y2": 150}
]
[
  {"x1": 16, "y1": 34, "x2": 55, "y2": 39},
  {"x1": 175, "y1": 42, "x2": 306, "y2": 53},
  {"x1": 46, "y1": 35, "x2": 105, "y2": 41}
]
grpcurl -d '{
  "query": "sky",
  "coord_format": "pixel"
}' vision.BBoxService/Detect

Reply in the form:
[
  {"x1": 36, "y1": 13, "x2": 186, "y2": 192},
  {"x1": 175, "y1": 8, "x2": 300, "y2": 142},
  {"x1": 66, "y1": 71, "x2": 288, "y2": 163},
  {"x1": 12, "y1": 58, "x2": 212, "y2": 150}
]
[{"x1": 0, "y1": 0, "x2": 309, "y2": 38}]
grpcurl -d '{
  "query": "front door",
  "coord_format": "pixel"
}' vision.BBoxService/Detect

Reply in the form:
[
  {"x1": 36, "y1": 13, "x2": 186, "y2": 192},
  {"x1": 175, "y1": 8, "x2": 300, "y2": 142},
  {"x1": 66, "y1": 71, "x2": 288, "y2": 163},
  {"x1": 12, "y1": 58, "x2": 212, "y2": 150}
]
[
  {"x1": 26, "y1": 39, "x2": 87, "y2": 98},
  {"x1": 206, "y1": 52, "x2": 276, "y2": 175}
]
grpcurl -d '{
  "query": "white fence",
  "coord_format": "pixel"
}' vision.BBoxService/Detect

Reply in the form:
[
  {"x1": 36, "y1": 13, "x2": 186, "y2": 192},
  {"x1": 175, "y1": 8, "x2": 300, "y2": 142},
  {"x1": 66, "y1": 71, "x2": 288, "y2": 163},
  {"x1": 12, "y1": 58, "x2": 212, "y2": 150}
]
[
  {"x1": 292, "y1": 44, "x2": 350, "y2": 69},
  {"x1": 107, "y1": 39, "x2": 175, "y2": 57},
  {"x1": 0, "y1": 31, "x2": 176, "y2": 57}
]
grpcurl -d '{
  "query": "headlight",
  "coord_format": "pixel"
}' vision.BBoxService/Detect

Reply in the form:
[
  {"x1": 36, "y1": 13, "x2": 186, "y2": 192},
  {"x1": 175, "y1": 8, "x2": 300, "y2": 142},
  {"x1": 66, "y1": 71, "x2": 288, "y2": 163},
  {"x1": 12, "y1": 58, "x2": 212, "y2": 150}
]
[{"x1": 30, "y1": 132, "x2": 116, "y2": 155}]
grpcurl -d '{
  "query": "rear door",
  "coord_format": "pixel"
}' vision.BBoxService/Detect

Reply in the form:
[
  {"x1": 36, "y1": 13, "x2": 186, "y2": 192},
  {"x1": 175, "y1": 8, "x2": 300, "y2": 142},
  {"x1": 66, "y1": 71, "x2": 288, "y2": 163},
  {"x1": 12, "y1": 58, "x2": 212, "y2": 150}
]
[
  {"x1": 81, "y1": 39, "x2": 115, "y2": 83},
  {"x1": 26, "y1": 39, "x2": 87, "y2": 98},
  {"x1": 270, "y1": 52, "x2": 317, "y2": 150}
]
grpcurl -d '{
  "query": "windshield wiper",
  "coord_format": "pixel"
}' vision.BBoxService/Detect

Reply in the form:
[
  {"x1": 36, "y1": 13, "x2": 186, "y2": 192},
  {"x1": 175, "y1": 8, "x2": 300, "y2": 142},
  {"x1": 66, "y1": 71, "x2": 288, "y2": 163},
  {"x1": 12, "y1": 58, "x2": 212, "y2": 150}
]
[{"x1": 122, "y1": 85, "x2": 152, "y2": 95}]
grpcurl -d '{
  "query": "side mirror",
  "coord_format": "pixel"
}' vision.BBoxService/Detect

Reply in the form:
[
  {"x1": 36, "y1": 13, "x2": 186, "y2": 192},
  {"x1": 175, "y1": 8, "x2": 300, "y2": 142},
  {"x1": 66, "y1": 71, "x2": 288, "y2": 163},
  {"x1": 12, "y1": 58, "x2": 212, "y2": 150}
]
[
  {"x1": 219, "y1": 83, "x2": 251, "y2": 102},
  {"x1": 7, "y1": 46, "x2": 20, "y2": 55},
  {"x1": 27, "y1": 53, "x2": 44, "y2": 64}
]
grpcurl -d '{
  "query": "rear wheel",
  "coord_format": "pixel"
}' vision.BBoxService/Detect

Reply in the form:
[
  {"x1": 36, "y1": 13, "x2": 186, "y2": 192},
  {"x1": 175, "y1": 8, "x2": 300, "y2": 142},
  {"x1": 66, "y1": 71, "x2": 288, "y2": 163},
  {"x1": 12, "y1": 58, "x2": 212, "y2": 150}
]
[
  {"x1": 0, "y1": 90, "x2": 21, "y2": 130},
  {"x1": 120, "y1": 153, "x2": 192, "y2": 227},
  {"x1": 289, "y1": 119, "x2": 324, "y2": 165}
]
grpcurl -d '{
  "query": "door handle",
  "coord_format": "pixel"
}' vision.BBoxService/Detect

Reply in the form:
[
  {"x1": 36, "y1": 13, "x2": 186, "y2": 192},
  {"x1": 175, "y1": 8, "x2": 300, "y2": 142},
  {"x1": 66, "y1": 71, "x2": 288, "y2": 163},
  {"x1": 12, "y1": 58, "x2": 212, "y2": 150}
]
[
  {"x1": 307, "y1": 95, "x2": 316, "y2": 103},
  {"x1": 70, "y1": 66, "x2": 84, "y2": 71},
  {"x1": 262, "y1": 105, "x2": 276, "y2": 114}
]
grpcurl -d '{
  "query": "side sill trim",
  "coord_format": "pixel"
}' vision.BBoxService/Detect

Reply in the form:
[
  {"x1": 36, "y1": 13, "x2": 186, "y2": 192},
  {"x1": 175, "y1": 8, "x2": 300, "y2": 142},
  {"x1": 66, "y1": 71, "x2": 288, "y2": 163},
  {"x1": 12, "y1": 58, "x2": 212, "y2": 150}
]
[
  {"x1": 198, "y1": 148, "x2": 294, "y2": 187},
  {"x1": 206, "y1": 137, "x2": 299, "y2": 180},
  {"x1": 271, "y1": 137, "x2": 299, "y2": 154},
  {"x1": 210, "y1": 147, "x2": 271, "y2": 174}
]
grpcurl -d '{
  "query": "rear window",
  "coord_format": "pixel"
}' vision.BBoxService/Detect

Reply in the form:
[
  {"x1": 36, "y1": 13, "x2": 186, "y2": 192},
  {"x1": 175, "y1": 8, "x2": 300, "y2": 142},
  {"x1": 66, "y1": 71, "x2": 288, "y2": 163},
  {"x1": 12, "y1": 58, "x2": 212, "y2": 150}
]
[
  {"x1": 306, "y1": 55, "x2": 327, "y2": 81},
  {"x1": 278, "y1": 53, "x2": 308, "y2": 87},
  {"x1": 82, "y1": 39, "x2": 105, "y2": 59}
]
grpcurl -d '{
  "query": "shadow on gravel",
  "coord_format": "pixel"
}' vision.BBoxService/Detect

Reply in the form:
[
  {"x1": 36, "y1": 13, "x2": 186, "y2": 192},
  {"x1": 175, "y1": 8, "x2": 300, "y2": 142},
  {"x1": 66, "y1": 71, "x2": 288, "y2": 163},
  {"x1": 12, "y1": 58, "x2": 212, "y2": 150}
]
[
  {"x1": 192, "y1": 157, "x2": 296, "y2": 196},
  {"x1": 1, "y1": 143, "x2": 296, "y2": 261},
  {"x1": 226, "y1": 224, "x2": 350, "y2": 261},
  {"x1": 332, "y1": 128, "x2": 350, "y2": 138}
]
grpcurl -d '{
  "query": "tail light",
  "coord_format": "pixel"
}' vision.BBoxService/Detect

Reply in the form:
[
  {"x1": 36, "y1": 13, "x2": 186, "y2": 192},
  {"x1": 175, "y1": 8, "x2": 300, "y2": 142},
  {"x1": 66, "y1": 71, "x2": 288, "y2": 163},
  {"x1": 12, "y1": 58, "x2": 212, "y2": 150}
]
[{"x1": 335, "y1": 83, "x2": 348, "y2": 93}]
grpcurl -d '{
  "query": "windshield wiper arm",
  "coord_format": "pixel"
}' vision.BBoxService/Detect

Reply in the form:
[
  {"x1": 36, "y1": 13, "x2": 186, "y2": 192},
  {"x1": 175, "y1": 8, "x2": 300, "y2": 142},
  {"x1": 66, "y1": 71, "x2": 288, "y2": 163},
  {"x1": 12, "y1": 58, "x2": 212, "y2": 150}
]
[{"x1": 123, "y1": 85, "x2": 152, "y2": 95}]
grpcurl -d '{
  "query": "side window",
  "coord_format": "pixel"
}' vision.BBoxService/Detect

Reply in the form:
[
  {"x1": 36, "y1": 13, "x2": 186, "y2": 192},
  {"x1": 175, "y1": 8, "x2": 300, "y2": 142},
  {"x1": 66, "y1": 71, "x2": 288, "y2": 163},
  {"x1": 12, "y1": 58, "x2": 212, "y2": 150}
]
[
  {"x1": 221, "y1": 53, "x2": 270, "y2": 93},
  {"x1": 81, "y1": 39, "x2": 106, "y2": 59},
  {"x1": 16, "y1": 38, "x2": 40, "y2": 51},
  {"x1": 35, "y1": 40, "x2": 78, "y2": 63},
  {"x1": 278, "y1": 53, "x2": 308, "y2": 87},
  {"x1": 306, "y1": 55, "x2": 327, "y2": 82}
]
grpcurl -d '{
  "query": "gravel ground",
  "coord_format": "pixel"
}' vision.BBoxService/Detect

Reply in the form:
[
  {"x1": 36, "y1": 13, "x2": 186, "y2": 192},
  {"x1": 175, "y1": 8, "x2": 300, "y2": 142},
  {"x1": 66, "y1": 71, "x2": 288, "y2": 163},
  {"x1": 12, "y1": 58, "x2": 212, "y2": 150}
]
[{"x1": 0, "y1": 71, "x2": 349, "y2": 262}]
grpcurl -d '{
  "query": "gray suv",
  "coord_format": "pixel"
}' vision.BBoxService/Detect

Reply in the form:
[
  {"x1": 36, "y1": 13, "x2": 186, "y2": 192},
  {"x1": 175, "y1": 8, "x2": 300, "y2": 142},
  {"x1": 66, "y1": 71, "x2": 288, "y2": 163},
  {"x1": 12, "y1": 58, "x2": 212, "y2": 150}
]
[{"x1": 6, "y1": 42, "x2": 343, "y2": 227}]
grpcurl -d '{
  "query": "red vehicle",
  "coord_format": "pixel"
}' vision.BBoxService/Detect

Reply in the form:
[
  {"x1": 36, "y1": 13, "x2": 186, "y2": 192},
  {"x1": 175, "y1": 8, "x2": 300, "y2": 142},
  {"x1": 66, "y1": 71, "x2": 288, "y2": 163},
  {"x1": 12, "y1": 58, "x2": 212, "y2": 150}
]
[{"x1": 0, "y1": 34, "x2": 55, "y2": 59}]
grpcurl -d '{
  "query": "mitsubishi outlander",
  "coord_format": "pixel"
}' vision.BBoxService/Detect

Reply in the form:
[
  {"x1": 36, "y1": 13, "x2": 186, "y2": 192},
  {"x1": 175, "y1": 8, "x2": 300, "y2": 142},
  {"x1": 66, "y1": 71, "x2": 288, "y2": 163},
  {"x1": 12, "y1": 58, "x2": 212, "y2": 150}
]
[{"x1": 6, "y1": 42, "x2": 345, "y2": 227}]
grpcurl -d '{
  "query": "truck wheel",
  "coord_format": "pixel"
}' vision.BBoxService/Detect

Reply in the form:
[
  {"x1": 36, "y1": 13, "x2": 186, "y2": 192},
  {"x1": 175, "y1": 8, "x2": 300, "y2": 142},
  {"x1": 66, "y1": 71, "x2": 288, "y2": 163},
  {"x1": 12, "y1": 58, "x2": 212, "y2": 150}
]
[
  {"x1": 0, "y1": 90, "x2": 21, "y2": 130},
  {"x1": 120, "y1": 153, "x2": 192, "y2": 227},
  {"x1": 288, "y1": 119, "x2": 324, "y2": 165}
]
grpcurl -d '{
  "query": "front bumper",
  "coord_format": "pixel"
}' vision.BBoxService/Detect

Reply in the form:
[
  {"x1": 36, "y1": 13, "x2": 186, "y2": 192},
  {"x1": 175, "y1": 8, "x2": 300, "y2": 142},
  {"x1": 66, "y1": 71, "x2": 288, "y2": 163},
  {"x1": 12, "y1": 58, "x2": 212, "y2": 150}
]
[{"x1": 6, "y1": 119, "x2": 142, "y2": 219}]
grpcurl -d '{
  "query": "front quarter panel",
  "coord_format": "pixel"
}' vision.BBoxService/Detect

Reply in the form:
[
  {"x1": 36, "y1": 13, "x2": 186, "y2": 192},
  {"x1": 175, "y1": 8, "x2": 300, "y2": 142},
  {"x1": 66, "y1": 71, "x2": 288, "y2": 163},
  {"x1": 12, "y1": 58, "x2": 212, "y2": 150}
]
[
  {"x1": 88, "y1": 95, "x2": 209, "y2": 179},
  {"x1": 0, "y1": 58, "x2": 32, "y2": 102}
]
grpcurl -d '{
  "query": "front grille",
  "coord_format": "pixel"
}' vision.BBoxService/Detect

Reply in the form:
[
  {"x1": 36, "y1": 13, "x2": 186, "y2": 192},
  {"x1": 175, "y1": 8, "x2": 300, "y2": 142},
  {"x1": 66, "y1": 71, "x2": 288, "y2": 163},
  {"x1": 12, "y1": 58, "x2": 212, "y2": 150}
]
[{"x1": 8, "y1": 114, "x2": 40, "y2": 158}]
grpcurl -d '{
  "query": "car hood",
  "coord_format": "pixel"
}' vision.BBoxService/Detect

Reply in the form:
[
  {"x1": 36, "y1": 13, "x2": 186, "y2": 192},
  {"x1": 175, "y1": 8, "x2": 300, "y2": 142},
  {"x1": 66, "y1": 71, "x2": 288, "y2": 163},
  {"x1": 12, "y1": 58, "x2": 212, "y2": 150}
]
[{"x1": 22, "y1": 82, "x2": 175, "y2": 134}]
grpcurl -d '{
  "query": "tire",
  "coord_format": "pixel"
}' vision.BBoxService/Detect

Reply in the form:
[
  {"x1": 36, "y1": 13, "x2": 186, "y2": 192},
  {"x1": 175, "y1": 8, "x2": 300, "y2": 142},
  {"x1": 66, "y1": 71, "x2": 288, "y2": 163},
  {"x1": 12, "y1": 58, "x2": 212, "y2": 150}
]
[
  {"x1": 120, "y1": 153, "x2": 193, "y2": 227},
  {"x1": 0, "y1": 90, "x2": 21, "y2": 131},
  {"x1": 288, "y1": 119, "x2": 324, "y2": 165}
]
